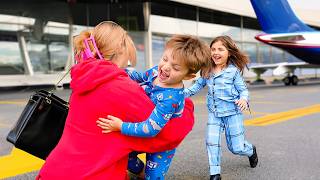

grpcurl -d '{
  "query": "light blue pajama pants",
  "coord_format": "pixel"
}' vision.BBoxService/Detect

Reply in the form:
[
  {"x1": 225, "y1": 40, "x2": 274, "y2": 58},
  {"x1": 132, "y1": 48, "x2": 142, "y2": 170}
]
[{"x1": 207, "y1": 112, "x2": 254, "y2": 175}]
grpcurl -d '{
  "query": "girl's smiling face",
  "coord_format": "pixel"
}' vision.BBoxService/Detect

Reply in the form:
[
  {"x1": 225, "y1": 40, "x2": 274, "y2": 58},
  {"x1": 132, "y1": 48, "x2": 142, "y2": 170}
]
[{"x1": 211, "y1": 40, "x2": 229, "y2": 67}]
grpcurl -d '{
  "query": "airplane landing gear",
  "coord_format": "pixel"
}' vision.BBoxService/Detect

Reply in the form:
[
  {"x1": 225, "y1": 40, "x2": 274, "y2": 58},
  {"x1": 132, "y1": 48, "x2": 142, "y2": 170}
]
[
  {"x1": 283, "y1": 76, "x2": 291, "y2": 86},
  {"x1": 283, "y1": 75, "x2": 298, "y2": 86},
  {"x1": 291, "y1": 75, "x2": 298, "y2": 85}
]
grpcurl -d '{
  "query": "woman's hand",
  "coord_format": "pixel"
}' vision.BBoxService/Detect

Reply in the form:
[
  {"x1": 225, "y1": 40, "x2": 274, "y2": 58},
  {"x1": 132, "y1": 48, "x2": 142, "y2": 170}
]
[
  {"x1": 96, "y1": 115, "x2": 123, "y2": 133},
  {"x1": 235, "y1": 99, "x2": 248, "y2": 111}
]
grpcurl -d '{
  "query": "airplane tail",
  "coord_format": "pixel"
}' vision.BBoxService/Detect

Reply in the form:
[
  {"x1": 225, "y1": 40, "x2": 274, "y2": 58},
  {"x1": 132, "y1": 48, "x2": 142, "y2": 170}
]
[{"x1": 250, "y1": 0, "x2": 315, "y2": 33}]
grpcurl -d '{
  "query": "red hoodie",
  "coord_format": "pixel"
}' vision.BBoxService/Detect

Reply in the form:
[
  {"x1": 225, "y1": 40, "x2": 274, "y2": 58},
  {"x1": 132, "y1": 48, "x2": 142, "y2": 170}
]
[{"x1": 38, "y1": 59, "x2": 194, "y2": 180}]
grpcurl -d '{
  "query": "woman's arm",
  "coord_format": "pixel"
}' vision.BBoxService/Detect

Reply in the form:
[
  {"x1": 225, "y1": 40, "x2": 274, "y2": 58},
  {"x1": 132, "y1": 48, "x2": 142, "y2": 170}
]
[
  {"x1": 184, "y1": 77, "x2": 207, "y2": 98},
  {"x1": 121, "y1": 97, "x2": 178, "y2": 137},
  {"x1": 97, "y1": 92, "x2": 182, "y2": 138}
]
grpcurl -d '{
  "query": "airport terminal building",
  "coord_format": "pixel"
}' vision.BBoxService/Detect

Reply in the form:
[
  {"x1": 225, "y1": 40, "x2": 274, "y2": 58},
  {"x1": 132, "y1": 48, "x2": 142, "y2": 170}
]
[{"x1": 0, "y1": 0, "x2": 319, "y2": 84}]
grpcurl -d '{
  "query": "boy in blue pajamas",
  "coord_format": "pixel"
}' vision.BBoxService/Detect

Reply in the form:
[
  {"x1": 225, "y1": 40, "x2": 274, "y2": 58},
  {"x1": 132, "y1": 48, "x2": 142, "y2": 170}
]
[
  {"x1": 97, "y1": 35, "x2": 211, "y2": 179},
  {"x1": 124, "y1": 65, "x2": 183, "y2": 179},
  {"x1": 184, "y1": 36, "x2": 258, "y2": 180}
]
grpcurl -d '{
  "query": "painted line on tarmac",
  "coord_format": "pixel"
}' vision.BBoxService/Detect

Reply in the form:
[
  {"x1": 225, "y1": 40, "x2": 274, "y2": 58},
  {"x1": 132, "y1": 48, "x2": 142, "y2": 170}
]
[
  {"x1": 0, "y1": 148, "x2": 44, "y2": 179},
  {"x1": 244, "y1": 104, "x2": 320, "y2": 126},
  {"x1": 0, "y1": 122, "x2": 11, "y2": 128},
  {"x1": 192, "y1": 98, "x2": 285, "y2": 105},
  {"x1": 0, "y1": 148, "x2": 146, "y2": 179},
  {"x1": 0, "y1": 100, "x2": 27, "y2": 105},
  {"x1": 250, "y1": 101, "x2": 285, "y2": 104},
  {"x1": 1, "y1": 104, "x2": 319, "y2": 178},
  {"x1": 243, "y1": 111, "x2": 268, "y2": 115}
]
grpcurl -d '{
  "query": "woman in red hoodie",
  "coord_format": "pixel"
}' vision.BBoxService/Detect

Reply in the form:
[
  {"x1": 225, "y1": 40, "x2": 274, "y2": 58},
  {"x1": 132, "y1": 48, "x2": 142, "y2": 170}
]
[{"x1": 38, "y1": 21, "x2": 195, "y2": 180}]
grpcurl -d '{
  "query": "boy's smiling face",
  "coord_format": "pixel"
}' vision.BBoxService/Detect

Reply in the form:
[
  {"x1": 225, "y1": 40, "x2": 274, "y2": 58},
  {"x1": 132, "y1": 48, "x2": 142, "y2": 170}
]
[{"x1": 157, "y1": 48, "x2": 194, "y2": 88}]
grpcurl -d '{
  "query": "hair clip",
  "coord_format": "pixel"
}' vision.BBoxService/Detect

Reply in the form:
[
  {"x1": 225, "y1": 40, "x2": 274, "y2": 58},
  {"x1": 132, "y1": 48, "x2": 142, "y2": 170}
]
[
  {"x1": 84, "y1": 35, "x2": 103, "y2": 59},
  {"x1": 76, "y1": 35, "x2": 103, "y2": 63}
]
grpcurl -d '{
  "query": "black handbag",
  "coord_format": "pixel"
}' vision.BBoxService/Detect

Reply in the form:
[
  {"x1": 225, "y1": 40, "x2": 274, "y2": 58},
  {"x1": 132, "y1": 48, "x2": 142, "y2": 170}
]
[{"x1": 6, "y1": 90, "x2": 69, "y2": 160}]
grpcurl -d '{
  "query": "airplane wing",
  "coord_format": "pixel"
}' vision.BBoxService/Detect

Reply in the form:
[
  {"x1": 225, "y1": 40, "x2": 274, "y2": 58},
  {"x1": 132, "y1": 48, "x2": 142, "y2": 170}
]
[{"x1": 250, "y1": 62, "x2": 320, "y2": 76}]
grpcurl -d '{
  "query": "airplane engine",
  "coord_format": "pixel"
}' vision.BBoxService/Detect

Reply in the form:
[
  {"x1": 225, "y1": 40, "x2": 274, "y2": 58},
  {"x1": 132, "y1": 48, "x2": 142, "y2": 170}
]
[{"x1": 273, "y1": 64, "x2": 290, "y2": 76}]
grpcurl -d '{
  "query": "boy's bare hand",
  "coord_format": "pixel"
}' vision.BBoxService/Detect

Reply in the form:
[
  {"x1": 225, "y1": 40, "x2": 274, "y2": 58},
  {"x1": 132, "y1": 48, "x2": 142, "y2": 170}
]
[
  {"x1": 235, "y1": 99, "x2": 248, "y2": 111},
  {"x1": 96, "y1": 115, "x2": 123, "y2": 133}
]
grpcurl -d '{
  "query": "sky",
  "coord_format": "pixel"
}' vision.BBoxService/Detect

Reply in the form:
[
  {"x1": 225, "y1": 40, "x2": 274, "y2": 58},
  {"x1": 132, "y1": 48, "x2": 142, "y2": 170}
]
[
  {"x1": 172, "y1": 0, "x2": 320, "y2": 27},
  {"x1": 0, "y1": 1, "x2": 319, "y2": 27},
  {"x1": 288, "y1": 0, "x2": 320, "y2": 25},
  {"x1": 289, "y1": 0, "x2": 320, "y2": 10}
]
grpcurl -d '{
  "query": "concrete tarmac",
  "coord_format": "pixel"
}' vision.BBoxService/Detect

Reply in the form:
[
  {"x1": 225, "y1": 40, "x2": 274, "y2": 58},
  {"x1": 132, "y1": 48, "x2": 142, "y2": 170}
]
[{"x1": 1, "y1": 82, "x2": 320, "y2": 180}]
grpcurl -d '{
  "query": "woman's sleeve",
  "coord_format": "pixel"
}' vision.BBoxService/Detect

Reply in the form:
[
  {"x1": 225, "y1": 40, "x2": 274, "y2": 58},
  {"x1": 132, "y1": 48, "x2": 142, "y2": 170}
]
[
  {"x1": 234, "y1": 70, "x2": 249, "y2": 101},
  {"x1": 121, "y1": 92, "x2": 180, "y2": 138},
  {"x1": 184, "y1": 77, "x2": 207, "y2": 98}
]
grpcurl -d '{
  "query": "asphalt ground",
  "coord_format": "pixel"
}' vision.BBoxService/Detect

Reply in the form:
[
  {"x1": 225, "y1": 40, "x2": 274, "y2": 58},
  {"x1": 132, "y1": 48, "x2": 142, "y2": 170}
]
[{"x1": 1, "y1": 82, "x2": 320, "y2": 180}]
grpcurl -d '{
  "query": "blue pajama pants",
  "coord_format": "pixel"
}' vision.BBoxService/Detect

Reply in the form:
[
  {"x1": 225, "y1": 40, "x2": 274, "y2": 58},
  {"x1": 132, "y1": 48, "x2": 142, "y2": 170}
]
[
  {"x1": 128, "y1": 149, "x2": 176, "y2": 180},
  {"x1": 207, "y1": 113, "x2": 254, "y2": 175}
]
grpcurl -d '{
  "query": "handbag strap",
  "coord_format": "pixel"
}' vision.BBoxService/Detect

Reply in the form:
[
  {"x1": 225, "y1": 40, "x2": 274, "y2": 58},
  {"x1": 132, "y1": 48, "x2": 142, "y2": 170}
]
[
  {"x1": 48, "y1": 65, "x2": 72, "y2": 92},
  {"x1": 55, "y1": 67, "x2": 72, "y2": 87}
]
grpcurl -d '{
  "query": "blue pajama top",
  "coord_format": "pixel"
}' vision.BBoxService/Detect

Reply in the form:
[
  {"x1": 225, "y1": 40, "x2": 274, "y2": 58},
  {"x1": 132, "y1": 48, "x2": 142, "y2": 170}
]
[
  {"x1": 122, "y1": 66, "x2": 184, "y2": 137},
  {"x1": 184, "y1": 64, "x2": 249, "y2": 117}
]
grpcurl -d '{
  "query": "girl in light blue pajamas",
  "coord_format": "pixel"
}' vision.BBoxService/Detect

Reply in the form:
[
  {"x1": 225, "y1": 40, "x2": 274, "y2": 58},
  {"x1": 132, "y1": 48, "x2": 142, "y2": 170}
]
[
  {"x1": 97, "y1": 35, "x2": 211, "y2": 180},
  {"x1": 184, "y1": 36, "x2": 258, "y2": 180}
]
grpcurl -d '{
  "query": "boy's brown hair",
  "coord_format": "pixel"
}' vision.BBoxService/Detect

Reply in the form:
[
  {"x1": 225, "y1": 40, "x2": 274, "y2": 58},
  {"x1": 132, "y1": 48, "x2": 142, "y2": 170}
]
[{"x1": 165, "y1": 35, "x2": 212, "y2": 78}]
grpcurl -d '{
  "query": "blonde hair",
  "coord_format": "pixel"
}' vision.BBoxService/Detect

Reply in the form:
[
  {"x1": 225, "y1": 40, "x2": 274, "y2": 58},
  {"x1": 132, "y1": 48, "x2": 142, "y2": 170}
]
[
  {"x1": 73, "y1": 21, "x2": 137, "y2": 66},
  {"x1": 210, "y1": 35, "x2": 249, "y2": 73},
  {"x1": 165, "y1": 35, "x2": 212, "y2": 78}
]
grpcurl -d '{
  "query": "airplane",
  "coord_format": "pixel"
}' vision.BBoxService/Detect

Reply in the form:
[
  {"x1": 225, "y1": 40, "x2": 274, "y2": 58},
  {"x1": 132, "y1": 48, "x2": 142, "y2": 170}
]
[{"x1": 249, "y1": 0, "x2": 320, "y2": 85}]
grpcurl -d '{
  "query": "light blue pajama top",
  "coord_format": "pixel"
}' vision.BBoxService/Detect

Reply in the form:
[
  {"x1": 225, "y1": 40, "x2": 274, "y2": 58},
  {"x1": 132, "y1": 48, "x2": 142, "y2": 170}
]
[{"x1": 184, "y1": 64, "x2": 249, "y2": 117}]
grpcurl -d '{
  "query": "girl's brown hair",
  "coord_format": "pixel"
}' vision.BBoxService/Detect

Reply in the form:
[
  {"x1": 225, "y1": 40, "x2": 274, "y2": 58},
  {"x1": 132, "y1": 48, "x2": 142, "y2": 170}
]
[
  {"x1": 165, "y1": 35, "x2": 212, "y2": 78},
  {"x1": 73, "y1": 21, "x2": 137, "y2": 66},
  {"x1": 210, "y1": 35, "x2": 249, "y2": 73}
]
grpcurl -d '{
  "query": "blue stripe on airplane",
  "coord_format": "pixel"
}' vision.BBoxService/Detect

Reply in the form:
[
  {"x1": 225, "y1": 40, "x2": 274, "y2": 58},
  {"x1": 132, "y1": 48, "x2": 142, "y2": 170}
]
[{"x1": 250, "y1": 0, "x2": 315, "y2": 33}]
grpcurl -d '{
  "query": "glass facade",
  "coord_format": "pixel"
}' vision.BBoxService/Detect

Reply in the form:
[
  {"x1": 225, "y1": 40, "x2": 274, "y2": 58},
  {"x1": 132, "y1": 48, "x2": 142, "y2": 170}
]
[
  {"x1": 242, "y1": 42, "x2": 258, "y2": 64},
  {"x1": 152, "y1": 35, "x2": 166, "y2": 67},
  {"x1": 26, "y1": 42, "x2": 69, "y2": 73},
  {"x1": 151, "y1": 26, "x2": 301, "y2": 69},
  {"x1": 271, "y1": 47, "x2": 285, "y2": 64},
  {"x1": 0, "y1": 1, "x2": 310, "y2": 76},
  {"x1": 129, "y1": 32, "x2": 147, "y2": 71},
  {"x1": 0, "y1": 41, "x2": 24, "y2": 74}
]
